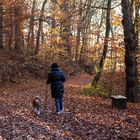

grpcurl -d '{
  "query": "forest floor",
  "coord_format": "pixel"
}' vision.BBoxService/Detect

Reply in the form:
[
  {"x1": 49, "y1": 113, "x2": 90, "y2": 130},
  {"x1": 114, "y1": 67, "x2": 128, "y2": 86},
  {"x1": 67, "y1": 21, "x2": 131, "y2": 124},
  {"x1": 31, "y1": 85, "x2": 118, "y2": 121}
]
[{"x1": 0, "y1": 73, "x2": 140, "y2": 140}]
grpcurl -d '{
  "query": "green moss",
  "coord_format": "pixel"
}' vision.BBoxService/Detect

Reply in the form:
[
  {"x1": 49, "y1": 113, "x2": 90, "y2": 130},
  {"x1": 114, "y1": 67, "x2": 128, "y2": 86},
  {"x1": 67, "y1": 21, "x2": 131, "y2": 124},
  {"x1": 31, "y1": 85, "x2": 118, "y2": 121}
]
[{"x1": 81, "y1": 84, "x2": 110, "y2": 98}]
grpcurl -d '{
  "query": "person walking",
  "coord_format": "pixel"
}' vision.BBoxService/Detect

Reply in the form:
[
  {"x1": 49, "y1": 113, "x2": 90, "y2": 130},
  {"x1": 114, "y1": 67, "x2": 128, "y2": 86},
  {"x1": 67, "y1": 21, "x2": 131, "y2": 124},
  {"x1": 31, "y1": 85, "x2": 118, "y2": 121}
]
[{"x1": 47, "y1": 63, "x2": 65, "y2": 115}]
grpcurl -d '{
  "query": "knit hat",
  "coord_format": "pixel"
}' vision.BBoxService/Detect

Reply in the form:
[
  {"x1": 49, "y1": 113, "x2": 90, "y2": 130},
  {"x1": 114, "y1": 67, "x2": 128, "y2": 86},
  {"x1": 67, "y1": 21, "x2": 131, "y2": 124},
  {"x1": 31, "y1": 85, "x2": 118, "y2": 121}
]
[{"x1": 51, "y1": 63, "x2": 59, "y2": 69}]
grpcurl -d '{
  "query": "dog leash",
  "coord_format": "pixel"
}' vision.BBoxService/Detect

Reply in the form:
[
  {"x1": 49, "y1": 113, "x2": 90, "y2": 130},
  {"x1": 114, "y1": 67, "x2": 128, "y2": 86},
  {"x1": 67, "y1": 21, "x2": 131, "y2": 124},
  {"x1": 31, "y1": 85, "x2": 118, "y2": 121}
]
[{"x1": 45, "y1": 84, "x2": 51, "y2": 112}]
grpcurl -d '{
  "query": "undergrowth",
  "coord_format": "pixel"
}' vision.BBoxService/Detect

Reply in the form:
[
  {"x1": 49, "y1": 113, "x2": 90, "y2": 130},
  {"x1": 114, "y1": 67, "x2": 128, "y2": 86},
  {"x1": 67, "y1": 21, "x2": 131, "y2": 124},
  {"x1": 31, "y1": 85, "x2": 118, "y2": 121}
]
[{"x1": 81, "y1": 84, "x2": 111, "y2": 98}]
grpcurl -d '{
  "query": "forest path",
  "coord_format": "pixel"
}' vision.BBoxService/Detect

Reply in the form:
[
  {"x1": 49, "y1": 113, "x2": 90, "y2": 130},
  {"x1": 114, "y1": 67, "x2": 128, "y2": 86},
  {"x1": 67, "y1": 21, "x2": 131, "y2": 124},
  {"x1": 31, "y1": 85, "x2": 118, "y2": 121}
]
[{"x1": 0, "y1": 74, "x2": 140, "y2": 140}]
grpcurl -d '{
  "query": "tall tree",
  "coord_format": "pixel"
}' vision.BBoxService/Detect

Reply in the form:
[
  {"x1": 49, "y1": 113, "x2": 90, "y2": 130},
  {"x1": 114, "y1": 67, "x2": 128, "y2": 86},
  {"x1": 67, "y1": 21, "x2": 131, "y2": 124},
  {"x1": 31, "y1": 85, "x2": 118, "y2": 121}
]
[
  {"x1": 133, "y1": 0, "x2": 140, "y2": 95},
  {"x1": 59, "y1": 0, "x2": 71, "y2": 57},
  {"x1": 96, "y1": 0, "x2": 106, "y2": 44},
  {"x1": 27, "y1": 0, "x2": 36, "y2": 49},
  {"x1": 74, "y1": 0, "x2": 82, "y2": 72},
  {"x1": 91, "y1": 0, "x2": 112, "y2": 87},
  {"x1": 8, "y1": 6, "x2": 13, "y2": 50},
  {"x1": 121, "y1": 0, "x2": 139, "y2": 102},
  {"x1": 14, "y1": 2, "x2": 24, "y2": 50},
  {"x1": 0, "y1": 0, "x2": 3, "y2": 49},
  {"x1": 79, "y1": 0, "x2": 95, "y2": 65},
  {"x1": 35, "y1": 0, "x2": 47, "y2": 55}
]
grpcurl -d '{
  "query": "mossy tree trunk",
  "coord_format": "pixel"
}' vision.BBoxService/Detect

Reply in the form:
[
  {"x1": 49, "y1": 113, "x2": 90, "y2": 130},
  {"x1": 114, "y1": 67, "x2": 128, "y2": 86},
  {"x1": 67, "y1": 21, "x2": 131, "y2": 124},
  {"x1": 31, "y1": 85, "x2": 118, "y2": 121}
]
[{"x1": 91, "y1": 0, "x2": 111, "y2": 87}]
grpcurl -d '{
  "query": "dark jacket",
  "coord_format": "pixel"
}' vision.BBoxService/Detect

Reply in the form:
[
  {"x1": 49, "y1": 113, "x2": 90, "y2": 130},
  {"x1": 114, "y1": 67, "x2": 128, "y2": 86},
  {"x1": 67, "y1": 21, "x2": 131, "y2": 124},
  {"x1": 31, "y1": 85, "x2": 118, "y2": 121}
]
[{"x1": 47, "y1": 68, "x2": 65, "y2": 98}]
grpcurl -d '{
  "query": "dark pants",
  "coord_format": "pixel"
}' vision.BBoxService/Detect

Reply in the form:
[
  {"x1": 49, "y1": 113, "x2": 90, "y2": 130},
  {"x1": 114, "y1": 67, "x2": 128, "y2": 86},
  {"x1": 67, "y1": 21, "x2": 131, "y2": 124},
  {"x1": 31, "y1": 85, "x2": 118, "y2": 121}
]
[{"x1": 55, "y1": 97, "x2": 63, "y2": 113}]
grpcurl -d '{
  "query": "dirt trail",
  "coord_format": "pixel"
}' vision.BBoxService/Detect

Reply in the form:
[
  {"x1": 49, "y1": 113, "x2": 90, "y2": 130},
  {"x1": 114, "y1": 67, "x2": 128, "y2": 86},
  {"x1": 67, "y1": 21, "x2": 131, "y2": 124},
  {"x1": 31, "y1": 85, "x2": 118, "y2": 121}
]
[{"x1": 0, "y1": 74, "x2": 140, "y2": 140}]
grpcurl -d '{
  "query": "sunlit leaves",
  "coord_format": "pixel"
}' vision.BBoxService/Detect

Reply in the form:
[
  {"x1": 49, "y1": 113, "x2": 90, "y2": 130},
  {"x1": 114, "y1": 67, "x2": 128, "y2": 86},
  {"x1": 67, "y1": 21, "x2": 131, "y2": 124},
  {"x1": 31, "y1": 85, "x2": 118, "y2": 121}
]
[{"x1": 111, "y1": 14, "x2": 122, "y2": 27}]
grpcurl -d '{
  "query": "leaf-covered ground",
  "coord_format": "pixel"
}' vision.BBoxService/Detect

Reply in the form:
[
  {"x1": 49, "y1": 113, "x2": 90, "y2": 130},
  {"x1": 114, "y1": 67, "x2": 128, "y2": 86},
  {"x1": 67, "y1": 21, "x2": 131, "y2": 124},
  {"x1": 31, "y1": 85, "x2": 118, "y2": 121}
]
[{"x1": 0, "y1": 74, "x2": 140, "y2": 140}]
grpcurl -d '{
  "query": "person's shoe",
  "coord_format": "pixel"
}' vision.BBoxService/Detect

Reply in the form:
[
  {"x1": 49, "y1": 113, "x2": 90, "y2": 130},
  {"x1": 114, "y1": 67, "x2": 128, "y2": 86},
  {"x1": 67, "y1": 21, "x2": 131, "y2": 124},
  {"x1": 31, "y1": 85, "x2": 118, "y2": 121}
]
[
  {"x1": 56, "y1": 111, "x2": 61, "y2": 115},
  {"x1": 60, "y1": 109, "x2": 64, "y2": 114},
  {"x1": 34, "y1": 109, "x2": 41, "y2": 115}
]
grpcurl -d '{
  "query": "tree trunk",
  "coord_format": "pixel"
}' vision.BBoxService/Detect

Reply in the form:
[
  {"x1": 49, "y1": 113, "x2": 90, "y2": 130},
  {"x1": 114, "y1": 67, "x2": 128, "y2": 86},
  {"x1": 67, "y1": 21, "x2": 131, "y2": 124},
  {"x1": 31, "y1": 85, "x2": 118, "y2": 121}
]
[
  {"x1": 74, "y1": 0, "x2": 83, "y2": 73},
  {"x1": 91, "y1": 0, "x2": 111, "y2": 87},
  {"x1": 79, "y1": 28, "x2": 87, "y2": 65},
  {"x1": 79, "y1": 0, "x2": 93, "y2": 66},
  {"x1": 0, "y1": 1, "x2": 3, "y2": 49},
  {"x1": 8, "y1": 7, "x2": 13, "y2": 50},
  {"x1": 121, "y1": 0, "x2": 139, "y2": 102},
  {"x1": 35, "y1": 0, "x2": 47, "y2": 55},
  {"x1": 14, "y1": 6, "x2": 23, "y2": 50},
  {"x1": 27, "y1": 0, "x2": 36, "y2": 49},
  {"x1": 134, "y1": 0, "x2": 140, "y2": 95},
  {"x1": 59, "y1": 0, "x2": 71, "y2": 60},
  {"x1": 96, "y1": 1, "x2": 105, "y2": 44}
]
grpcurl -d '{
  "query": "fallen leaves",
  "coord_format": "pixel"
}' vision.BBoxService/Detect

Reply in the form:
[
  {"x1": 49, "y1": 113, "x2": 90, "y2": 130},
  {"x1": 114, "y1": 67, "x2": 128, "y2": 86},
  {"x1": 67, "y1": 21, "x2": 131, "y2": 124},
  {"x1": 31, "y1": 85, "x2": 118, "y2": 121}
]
[{"x1": 0, "y1": 74, "x2": 140, "y2": 139}]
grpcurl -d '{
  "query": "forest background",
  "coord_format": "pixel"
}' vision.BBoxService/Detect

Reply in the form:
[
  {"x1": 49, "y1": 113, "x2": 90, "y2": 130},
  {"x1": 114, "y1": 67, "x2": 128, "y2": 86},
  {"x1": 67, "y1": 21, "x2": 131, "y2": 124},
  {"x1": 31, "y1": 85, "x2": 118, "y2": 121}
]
[
  {"x1": 0, "y1": 0, "x2": 140, "y2": 101},
  {"x1": 0, "y1": 0, "x2": 140, "y2": 139}
]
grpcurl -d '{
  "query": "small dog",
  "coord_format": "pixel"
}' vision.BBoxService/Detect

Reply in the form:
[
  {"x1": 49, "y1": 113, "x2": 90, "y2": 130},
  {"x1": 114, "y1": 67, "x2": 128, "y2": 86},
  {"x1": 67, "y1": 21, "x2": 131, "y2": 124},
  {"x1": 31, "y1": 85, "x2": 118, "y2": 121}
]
[{"x1": 33, "y1": 96, "x2": 41, "y2": 115}]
